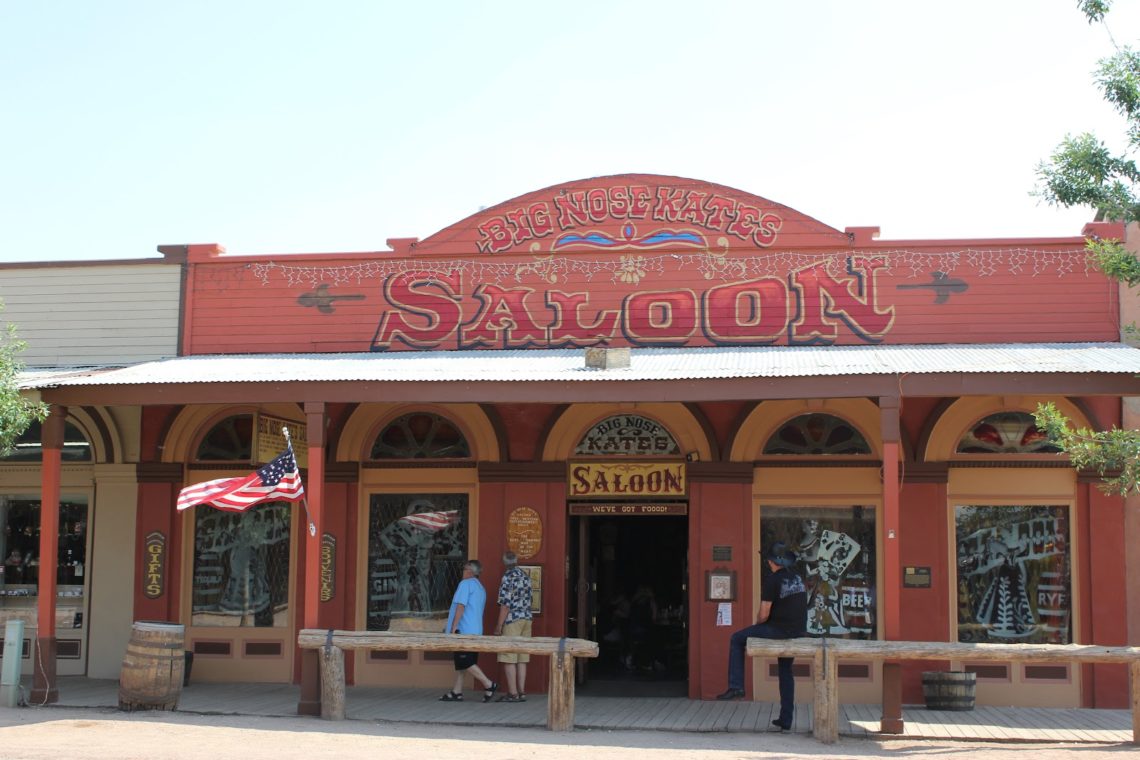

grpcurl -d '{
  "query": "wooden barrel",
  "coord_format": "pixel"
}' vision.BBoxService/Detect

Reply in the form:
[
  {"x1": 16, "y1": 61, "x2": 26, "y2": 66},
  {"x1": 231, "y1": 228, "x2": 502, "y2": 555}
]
[
  {"x1": 921, "y1": 670, "x2": 976, "y2": 711},
  {"x1": 118, "y1": 621, "x2": 185, "y2": 711}
]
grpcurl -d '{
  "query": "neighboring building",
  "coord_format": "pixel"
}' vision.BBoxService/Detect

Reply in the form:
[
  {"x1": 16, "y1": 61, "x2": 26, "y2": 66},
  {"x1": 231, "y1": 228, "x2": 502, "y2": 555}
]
[
  {"x1": 4, "y1": 175, "x2": 1138, "y2": 709},
  {"x1": 1, "y1": 251, "x2": 185, "y2": 682}
]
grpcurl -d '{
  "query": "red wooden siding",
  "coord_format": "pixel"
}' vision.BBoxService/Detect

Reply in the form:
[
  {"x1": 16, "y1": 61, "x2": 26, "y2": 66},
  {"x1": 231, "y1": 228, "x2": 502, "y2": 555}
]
[{"x1": 182, "y1": 175, "x2": 1117, "y2": 355}]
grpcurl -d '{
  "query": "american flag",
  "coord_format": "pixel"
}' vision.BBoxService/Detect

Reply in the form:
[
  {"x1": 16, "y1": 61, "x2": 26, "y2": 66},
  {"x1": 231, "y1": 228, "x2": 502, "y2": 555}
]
[
  {"x1": 176, "y1": 447, "x2": 305, "y2": 512},
  {"x1": 398, "y1": 509, "x2": 459, "y2": 533}
]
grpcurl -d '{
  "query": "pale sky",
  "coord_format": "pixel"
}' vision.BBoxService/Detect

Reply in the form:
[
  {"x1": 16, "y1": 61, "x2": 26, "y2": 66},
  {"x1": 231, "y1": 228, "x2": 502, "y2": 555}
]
[{"x1": 1, "y1": 1, "x2": 1137, "y2": 263}]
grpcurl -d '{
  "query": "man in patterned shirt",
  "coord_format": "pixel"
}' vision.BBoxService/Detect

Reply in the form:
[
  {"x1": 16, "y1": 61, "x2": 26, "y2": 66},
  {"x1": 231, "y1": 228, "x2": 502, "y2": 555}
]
[{"x1": 493, "y1": 550, "x2": 533, "y2": 701}]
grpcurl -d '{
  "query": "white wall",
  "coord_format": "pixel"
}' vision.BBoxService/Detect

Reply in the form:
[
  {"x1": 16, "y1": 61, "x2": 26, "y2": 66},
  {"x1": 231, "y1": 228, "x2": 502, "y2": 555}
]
[{"x1": 0, "y1": 263, "x2": 181, "y2": 366}]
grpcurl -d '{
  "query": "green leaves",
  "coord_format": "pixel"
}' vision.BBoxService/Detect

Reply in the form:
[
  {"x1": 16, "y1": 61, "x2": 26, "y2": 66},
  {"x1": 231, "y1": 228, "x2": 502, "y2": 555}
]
[
  {"x1": 1087, "y1": 236, "x2": 1140, "y2": 285},
  {"x1": 0, "y1": 300, "x2": 47, "y2": 458},
  {"x1": 1036, "y1": 133, "x2": 1140, "y2": 223},
  {"x1": 1035, "y1": 3, "x2": 1140, "y2": 224},
  {"x1": 1034, "y1": 402, "x2": 1140, "y2": 495},
  {"x1": 1032, "y1": 7, "x2": 1140, "y2": 495},
  {"x1": 1078, "y1": 1, "x2": 1112, "y2": 25},
  {"x1": 1096, "y1": 46, "x2": 1140, "y2": 146}
]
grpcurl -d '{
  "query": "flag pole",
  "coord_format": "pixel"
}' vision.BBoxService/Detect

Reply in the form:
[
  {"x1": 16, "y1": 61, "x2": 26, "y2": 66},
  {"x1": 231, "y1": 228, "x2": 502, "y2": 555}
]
[{"x1": 283, "y1": 426, "x2": 317, "y2": 537}]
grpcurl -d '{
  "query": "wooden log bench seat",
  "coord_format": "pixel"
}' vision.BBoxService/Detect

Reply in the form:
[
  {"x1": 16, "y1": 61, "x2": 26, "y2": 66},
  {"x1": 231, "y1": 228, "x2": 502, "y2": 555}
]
[
  {"x1": 745, "y1": 637, "x2": 1140, "y2": 745},
  {"x1": 297, "y1": 629, "x2": 599, "y2": 731}
]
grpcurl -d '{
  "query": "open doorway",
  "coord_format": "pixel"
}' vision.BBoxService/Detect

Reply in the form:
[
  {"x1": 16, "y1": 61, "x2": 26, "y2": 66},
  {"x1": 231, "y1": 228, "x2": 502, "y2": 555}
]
[{"x1": 570, "y1": 514, "x2": 688, "y2": 697}]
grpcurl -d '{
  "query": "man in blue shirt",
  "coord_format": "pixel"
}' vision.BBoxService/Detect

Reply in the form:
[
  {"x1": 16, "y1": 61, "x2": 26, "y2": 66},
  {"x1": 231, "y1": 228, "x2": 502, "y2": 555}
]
[{"x1": 439, "y1": 559, "x2": 499, "y2": 702}]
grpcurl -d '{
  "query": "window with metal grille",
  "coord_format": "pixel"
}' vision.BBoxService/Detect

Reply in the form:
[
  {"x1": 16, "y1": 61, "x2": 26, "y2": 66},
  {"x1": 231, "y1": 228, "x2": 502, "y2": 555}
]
[
  {"x1": 191, "y1": 503, "x2": 291, "y2": 627},
  {"x1": 366, "y1": 493, "x2": 468, "y2": 631},
  {"x1": 370, "y1": 413, "x2": 470, "y2": 459},
  {"x1": 763, "y1": 414, "x2": 871, "y2": 455},
  {"x1": 195, "y1": 414, "x2": 254, "y2": 461}
]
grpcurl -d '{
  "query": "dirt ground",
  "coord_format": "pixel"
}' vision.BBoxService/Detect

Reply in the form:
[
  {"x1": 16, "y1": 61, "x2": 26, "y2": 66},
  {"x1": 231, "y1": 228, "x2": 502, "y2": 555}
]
[{"x1": 0, "y1": 706, "x2": 1134, "y2": 760}]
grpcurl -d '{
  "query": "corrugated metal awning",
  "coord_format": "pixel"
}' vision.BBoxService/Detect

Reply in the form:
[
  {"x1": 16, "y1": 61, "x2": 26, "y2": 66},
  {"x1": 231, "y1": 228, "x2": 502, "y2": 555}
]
[{"x1": 19, "y1": 343, "x2": 1140, "y2": 389}]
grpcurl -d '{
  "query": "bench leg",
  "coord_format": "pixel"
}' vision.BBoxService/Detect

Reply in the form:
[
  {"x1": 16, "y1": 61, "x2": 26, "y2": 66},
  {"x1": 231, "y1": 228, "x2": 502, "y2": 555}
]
[
  {"x1": 548, "y1": 652, "x2": 575, "y2": 732},
  {"x1": 880, "y1": 662, "x2": 904, "y2": 734},
  {"x1": 319, "y1": 646, "x2": 346, "y2": 721}
]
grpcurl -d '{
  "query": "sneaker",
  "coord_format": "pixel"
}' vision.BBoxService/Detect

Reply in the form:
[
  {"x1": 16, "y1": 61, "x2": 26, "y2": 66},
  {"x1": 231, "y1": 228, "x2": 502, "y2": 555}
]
[
  {"x1": 770, "y1": 719, "x2": 791, "y2": 732},
  {"x1": 715, "y1": 687, "x2": 745, "y2": 701}
]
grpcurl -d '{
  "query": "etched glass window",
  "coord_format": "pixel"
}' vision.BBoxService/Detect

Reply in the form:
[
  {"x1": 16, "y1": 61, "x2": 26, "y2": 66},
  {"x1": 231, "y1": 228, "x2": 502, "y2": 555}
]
[
  {"x1": 0, "y1": 420, "x2": 92, "y2": 462},
  {"x1": 191, "y1": 503, "x2": 291, "y2": 627},
  {"x1": 761, "y1": 506, "x2": 876, "y2": 639},
  {"x1": 763, "y1": 414, "x2": 871, "y2": 455},
  {"x1": 955, "y1": 505, "x2": 1071, "y2": 644},
  {"x1": 195, "y1": 415, "x2": 254, "y2": 462},
  {"x1": 371, "y1": 413, "x2": 470, "y2": 459},
  {"x1": 956, "y1": 412, "x2": 1061, "y2": 454},
  {"x1": 574, "y1": 414, "x2": 680, "y2": 456},
  {"x1": 366, "y1": 493, "x2": 468, "y2": 631}
]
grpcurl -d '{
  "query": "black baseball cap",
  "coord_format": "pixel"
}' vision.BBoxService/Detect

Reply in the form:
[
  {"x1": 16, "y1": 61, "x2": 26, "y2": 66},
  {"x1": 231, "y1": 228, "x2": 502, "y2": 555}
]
[{"x1": 763, "y1": 542, "x2": 796, "y2": 568}]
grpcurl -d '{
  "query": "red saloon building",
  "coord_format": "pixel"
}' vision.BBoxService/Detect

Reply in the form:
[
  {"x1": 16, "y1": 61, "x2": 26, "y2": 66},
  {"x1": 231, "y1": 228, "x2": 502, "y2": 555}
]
[{"x1": 5, "y1": 174, "x2": 1139, "y2": 710}]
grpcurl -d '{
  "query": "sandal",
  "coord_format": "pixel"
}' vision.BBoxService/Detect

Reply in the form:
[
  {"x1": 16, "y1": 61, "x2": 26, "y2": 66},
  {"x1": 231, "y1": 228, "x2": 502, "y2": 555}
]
[
  {"x1": 496, "y1": 693, "x2": 524, "y2": 702},
  {"x1": 439, "y1": 691, "x2": 463, "y2": 702},
  {"x1": 482, "y1": 681, "x2": 499, "y2": 703}
]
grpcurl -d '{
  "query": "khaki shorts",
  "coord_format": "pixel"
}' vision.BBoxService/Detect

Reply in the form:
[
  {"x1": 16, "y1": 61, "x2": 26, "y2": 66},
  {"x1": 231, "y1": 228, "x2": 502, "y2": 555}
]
[{"x1": 497, "y1": 618, "x2": 532, "y2": 663}]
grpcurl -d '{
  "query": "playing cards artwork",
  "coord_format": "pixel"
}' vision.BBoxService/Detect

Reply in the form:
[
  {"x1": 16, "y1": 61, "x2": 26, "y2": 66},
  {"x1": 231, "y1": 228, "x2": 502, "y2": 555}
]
[{"x1": 762, "y1": 506, "x2": 876, "y2": 639}]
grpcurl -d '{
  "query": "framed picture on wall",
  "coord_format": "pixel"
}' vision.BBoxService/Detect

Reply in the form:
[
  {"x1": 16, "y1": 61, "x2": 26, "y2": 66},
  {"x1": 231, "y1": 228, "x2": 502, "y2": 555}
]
[
  {"x1": 706, "y1": 569, "x2": 736, "y2": 601},
  {"x1": 520, "y1": 565, "x2": 543, "y2": 615}
]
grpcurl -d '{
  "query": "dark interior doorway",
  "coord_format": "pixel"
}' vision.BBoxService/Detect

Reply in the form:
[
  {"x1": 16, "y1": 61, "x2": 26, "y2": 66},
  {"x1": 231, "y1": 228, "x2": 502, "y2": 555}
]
[{"x1": 571, "y1": 514, "x2": 688, "y2": 697}]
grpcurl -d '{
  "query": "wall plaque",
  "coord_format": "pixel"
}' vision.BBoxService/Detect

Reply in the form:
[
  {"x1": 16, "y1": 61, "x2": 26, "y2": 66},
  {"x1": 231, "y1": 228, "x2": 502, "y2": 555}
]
[
  {"x1": 567, "y1": 461, "x2": 686, "y2": 499},
  {"x1": 520, "y1": 565, "x2": 543, "y2": 614},
  {"x1": 319, "y1": 533, "x2": 337, "y2": 602},
  {"x1": 706, "y1": 569, "x2": 736, "y2": 601},
  {"x1": 903, "y1": 566, "x2": 931, "y2": 588},
  {"x1": 254, "y1": 413, "x2": 308, "y2": 468},
  {"x1": 143, "y1": 531, "x2": 166, "y2": 599},
  {"x1": 507, "y1": 507, "x2": 543, "y2": 559}
]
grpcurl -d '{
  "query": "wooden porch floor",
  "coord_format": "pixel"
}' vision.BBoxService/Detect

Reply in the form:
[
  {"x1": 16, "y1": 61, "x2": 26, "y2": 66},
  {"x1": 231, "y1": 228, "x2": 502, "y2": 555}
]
[{"x1": 14, "y1": 677, "x2": 1133, "y2": 744}]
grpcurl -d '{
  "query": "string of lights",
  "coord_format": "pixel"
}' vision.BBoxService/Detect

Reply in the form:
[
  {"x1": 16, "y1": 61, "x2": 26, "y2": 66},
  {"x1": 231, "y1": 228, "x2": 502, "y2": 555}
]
[{"x1": 236, "y1": 247, "x2": 1092, "y2": 289}]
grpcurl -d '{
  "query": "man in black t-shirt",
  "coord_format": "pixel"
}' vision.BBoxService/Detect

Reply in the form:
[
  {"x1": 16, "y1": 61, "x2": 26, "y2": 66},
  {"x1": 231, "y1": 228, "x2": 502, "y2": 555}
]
[{"x1": 716, "y1": 542, "x2": 807, "y2": 732}]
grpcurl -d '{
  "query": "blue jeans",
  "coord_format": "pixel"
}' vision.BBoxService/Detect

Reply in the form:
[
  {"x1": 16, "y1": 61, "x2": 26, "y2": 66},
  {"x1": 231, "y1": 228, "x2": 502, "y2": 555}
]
[{"x1": 727, "y1": 623, "x2": 796, "y2": 725}]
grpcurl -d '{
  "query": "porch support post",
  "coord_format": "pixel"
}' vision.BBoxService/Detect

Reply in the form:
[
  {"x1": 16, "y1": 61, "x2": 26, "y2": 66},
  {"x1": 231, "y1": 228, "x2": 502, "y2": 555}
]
[
  {"x1": 879, "y1": 395, "x2": 903, "y2": 733},
  {"x1": 32, "y1": 404, "x2": 66, "y2": 704},
  {"x1": 298, "y1": 402, "x2": 326, "y2": 716}
]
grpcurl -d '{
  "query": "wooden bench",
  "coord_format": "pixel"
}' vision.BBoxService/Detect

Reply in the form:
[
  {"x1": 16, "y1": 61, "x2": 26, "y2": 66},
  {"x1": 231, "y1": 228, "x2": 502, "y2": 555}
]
[
  {"x1": 297, "y1": 629, "x2": 599, "y2": 731},
  {"x1": 746, "y1": 637, "x2": 1140, "y2": 744}
]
